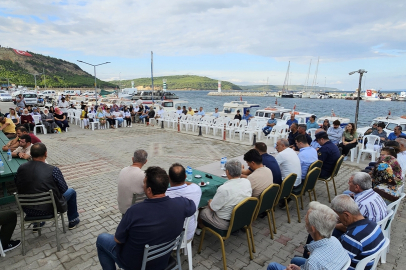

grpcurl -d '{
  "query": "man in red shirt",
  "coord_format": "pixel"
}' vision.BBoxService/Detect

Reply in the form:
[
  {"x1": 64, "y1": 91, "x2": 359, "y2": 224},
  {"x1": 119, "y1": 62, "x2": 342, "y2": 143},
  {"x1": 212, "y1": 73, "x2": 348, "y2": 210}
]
[{"x1": 16, "y1": 126, "x2": 41, "y2": 144}]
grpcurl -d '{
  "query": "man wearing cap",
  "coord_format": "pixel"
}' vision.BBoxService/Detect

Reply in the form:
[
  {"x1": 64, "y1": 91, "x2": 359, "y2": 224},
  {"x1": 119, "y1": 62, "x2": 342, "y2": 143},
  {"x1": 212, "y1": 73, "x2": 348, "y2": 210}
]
[
  {"x1": 315, "y1": 131, "x2": 341, "y2": 179},
  {"x1": 306, "y1": 115, "x2": 319, "y2": 130},
  {"x1": 212, "y1": 108, "x2": 220, "y2": 118},
  {"x1": 57, "y1": 97, "x2": 69, "y2": 117},
  {"x1": 262, "y1": 113, "x2": 277, "y2": 136}
]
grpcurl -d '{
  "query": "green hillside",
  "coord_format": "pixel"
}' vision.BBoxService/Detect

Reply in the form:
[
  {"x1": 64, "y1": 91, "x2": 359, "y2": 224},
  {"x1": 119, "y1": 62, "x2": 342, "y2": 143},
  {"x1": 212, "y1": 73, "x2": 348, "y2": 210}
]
[
  {"x1": 112, "y1": 75, "x2": 242, "y2": 90},
  {"x1": 0, "y1": 48, "x2": 116, "y2": 88}
]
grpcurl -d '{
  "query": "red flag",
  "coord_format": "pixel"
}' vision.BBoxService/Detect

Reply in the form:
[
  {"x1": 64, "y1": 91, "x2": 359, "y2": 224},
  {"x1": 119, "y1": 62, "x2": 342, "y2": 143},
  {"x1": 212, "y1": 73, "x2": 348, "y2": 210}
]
[
  {"x1": 293, "y1": 104, "x2": 296, "y2": 110},
  {"x1": 275, "y1": 98, "x2": 277, "y2": 105},
  {"x1": 12, "y1": 49, "x2": 32, "y2": 57},
  {"x1": 240, "y1": 96, "x2": 242, "y2": 101},
  {"x1": 388, "y1": 110, "x2": 391, "y2": 116}
]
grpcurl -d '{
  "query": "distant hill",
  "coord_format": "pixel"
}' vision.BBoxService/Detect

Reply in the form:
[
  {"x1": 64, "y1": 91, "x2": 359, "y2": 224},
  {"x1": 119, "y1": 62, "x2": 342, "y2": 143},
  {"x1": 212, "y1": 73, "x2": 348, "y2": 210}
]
[
  {"x1": 111, "y1": 75, "x2": 242, "y2": 90},
  {"x1": 0, "y1": 47, "x2": 116, "y2": 88},
  {"x1": 239, "y1": 84, "x2": 341, "y2": 92}
]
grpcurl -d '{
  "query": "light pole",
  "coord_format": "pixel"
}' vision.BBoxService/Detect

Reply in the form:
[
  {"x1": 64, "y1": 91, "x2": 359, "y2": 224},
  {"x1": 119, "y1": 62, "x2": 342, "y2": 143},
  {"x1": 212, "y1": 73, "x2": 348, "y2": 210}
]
[
  {"x1": 28, "y1": 72, "x2": 42, "y2": 90},
  {"x1": 349, "y1": 69, "x2": 368, "y2": 126},
  {"x1": 77, "y1": 60, "x2": 110, "y2": 106}
]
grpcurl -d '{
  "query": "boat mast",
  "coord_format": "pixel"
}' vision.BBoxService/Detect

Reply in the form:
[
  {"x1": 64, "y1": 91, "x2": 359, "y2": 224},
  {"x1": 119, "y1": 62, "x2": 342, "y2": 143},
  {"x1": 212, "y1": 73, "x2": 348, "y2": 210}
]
[
  {"x1": 282, "y1": 61, "x2": 290, "y2": 93},
  {"x1": 311, "y1": 57, "x2": 319, "y2": 92},
  {"x1": 151, "y1": 51, "x2": 154, "y2": 94},
  {"x1": 303, "y1": 59, "x2": 312, "y2": 92}
]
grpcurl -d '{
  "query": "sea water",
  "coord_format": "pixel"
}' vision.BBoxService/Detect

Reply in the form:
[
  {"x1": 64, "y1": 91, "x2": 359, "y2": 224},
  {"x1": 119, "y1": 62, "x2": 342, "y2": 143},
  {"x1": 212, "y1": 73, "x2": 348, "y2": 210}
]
[{"x1": 173, "y1": 90, "x2": 406, "y2": 127}]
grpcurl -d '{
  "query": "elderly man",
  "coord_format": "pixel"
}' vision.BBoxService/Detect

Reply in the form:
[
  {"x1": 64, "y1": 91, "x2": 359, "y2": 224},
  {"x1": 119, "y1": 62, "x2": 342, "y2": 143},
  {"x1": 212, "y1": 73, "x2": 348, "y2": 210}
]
[
  {"x1": 186, "y1": 107, "x2": 194, "y2": 116},
  {"x1": 15, "y1": 143, "x2": 80, "y2": 230},
  {"x1": 286, "y1": 114, "x2": 298, "y2": 128},
  {"x1": 327, "y1": 120, "x2": 343, "y2": 145},
  {"x1": 315, "y1": 131, "x2": 340, "y2": 179},
  {"x1": 97, "y1": 166, "x2": 195, "y2": 270},
  {"x1": 306, "y1": 115, "x2": 319, "y2": 130},
  {"x1": 243, "y1": 149, "x2": 274, "y2": 198},
  {"x1": 166, "y1": 163, "x2": 202, "y2": 241},
  {"x1": 295, "y1": 134, "x2": 318, "y2": 181},
  {"x1": 242, "y1": 142, "x2": 282, "y2": 185},
  {"x1": 266, "y1": 201, "x2": 349, "y2": 270},
  {"x1": 212, "y1": 107, "x2": 220, "y2": 118},
  {"x1": 275, "y1": 139, "x2": 301, "y2": 208},
  {"x1": 262, "y1": 113, "x2": 277, "y2": 136},
  {"x1": 0, "y1": 116, "x2": 16, "y2": 138},
  {"x1": 331, "y1": 195, "x2": 385, "y2": 270},
  {"x1": 117, "y1": 150, "x2": 148, "y2": 215},
  {"x1": 388, "y1": 125, "x2": 406, "y2": 140},
  {"x1": 242, "y1": 109, "x2": 254, "y2": 122},
  {"x1": 199, "y1": 160, "x2": 251, "y2": 231},
  {"x1": 288, "y1": 123, "x2": 299, "y2": 148},
  {"x1": 395, "y1": 138, "x2": 406, "y2": 172},
  {"x1": 197, "y1": 107, "x2": 205, "y2": 116},
  {"x1": 12, "y1": 134, "x2": 32, "y2": 160}
]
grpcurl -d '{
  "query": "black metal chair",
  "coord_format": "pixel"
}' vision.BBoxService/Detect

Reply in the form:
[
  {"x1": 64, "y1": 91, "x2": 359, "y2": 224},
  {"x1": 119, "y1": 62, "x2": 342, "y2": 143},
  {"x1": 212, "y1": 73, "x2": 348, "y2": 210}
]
[
  {"x1": 255, "y1": 184, "x2": 280, "y2": 239},
  {"x1": 197, "y1": 197, "x2": 259, "y2": 270}
]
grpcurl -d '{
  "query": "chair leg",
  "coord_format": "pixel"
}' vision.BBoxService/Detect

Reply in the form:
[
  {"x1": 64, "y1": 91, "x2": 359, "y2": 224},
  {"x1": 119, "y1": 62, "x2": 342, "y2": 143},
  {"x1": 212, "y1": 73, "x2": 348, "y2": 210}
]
[
  {"x1": 285, "y1": 198, "x2": 291, "y2": 223},
  {"x1": 266, "y1": 212, "x2": 274, "y2": 239},
  {"x1": 61, "y1": 213, "x2": 66, "y2": 233},
  {"x1": 324, "y1": 181, "x2": 331, "y2": 203},
  {"x1": 187, "y1": 242, "x2": 193, "y2": 270},
  {"x1": 197, "y1": 228, "x2": 206, "y2": 254},
  {"x1": 300, "y1": 195, "x2": 304, "y2": 210},
  {"x1": 293, "y1": 196, "x2": 301, "y2": 223},
  {"x1": 55, "y1": 217, "x2": 60, "y2": 252},
  {"x1": 308, "y1": 191, "x2": 312, "y2": 202},
  {"x1": 271, "y1": 210, "x2": 277, "y2": 234},
  {"x1": 21, "y1": 220, "x2": 25, "y2": 255},
  {"x1": 249, "y1": 225, "x2": 256, "y2": 254},
  {"x1": 313, "y1": 190, "x2": 317, "y2": 201},
  {"x1": 244, "y1": 227, "x2": 254, "y2": 260},
  {"x1": 332, "y1": 177, "x2": 338, "y2": 196}
]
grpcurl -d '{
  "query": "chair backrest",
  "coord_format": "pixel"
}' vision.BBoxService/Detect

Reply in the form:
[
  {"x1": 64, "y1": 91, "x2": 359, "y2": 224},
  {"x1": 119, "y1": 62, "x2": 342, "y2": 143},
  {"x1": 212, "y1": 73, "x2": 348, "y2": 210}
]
[
  {"x1": 14, "y1": 190, "x2": 58, "y2": 217},
  {"x1": 308, "y1": 160, "x2": 323, "y2": 171},
  {"x1": 300, "y1": 168, "x2": 321, "y2": 196},
  {"x1": 88, "y1": 113, "x2": 95, "y2": 119},
  {"x1": 277, "y1": 173, "x2": 297, "y2": 201},
  {"x1": 227, "y1": 197, "x2": 259, "y2": 237},
  {"x1": 132, "y1": 193, "x2": 147, "y2": 205},
  {"x1": 386, "y1": 192, "x2": 405, "y2": 218},
  {"x1": 354, "y1": 237, "x2": 390, "y2": 270},
  {"x1": 362, "y1": 135, "x2": 380, "y2": 150},
  {"x1": 256, "y1": 184, "x2": 280, "y2": 218},
  {"x1": 32, "y1": 115, "x2": 41, "y2": 124},
  {"x1": 180, "y1": 210, "x2": 199, "y2": 246},
  {"x1": 376, "y1": 209, "x2": 393, "y2": 233},
  {"x1": 331, "y1": 156, "x2": 344, "y2": 178},
  {"x1": 141, "y1": 231, "x2": 184, "y2": 270},
  {"x1": 307, "y1": 128, "x2": 318, "y2": 140}
]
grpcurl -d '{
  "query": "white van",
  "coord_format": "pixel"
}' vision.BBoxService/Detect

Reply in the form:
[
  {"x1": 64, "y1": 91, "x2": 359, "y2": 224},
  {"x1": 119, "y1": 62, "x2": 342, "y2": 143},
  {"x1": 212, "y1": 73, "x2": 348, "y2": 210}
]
[
  {"x1": 22, "y1": 92, "x2": 38, "y2": 106},
  {"x1": 62, "y1": 90, "x2": 80, "y2": 96},
  {"x1": 41, "y1": 90, "x2": 56, "y2": 97}
]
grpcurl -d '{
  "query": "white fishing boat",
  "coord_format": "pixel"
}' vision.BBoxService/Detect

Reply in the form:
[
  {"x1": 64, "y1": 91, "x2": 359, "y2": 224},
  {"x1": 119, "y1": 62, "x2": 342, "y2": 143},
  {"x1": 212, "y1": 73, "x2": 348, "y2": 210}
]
[
  {"x1": 220, "y1": 101, "x2": 259, "y2": 116},
  {"x1": 281, "y1": 111, "x2": 314, "y2": 125},
  {"x1": 398, "y1": 92, "x2": 406, "y2": 101},
  {"x1": 254, "y1": 106, "x2": 292, "y2": 120},
  {"x1": 316, "y1": 109, "x2": 350, "y2": 128},
  {"x1": 357, "y1": 116, "x2": 406, "y2": 136}
]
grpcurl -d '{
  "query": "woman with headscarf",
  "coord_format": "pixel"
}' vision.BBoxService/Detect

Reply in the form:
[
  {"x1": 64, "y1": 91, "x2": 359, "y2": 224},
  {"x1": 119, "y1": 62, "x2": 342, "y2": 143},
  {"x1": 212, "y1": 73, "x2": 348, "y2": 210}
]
[
  {"x1": 54, "y1": 107, "x2": 69, "y2": 132},
  {"x1": 371, "y1": 147, "x2": 403, "y2": 203},
  {"x1": 20, "y1": 108, "x2": 35, "y2": 131},
  {"x1": 41, "y1": 108, "x2": 57, "y2": 133}
]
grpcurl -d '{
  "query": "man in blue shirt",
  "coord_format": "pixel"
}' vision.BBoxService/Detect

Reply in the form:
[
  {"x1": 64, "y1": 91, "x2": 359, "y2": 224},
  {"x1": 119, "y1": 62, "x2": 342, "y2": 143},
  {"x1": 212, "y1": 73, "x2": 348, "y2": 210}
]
[
  {"x1": 242, "y1": 109, "x2": 254, "y2": 123},
  {"x1": 197, "y1": 107, "x2": 205, "y2": 116},
  {"x1": 327, "y1": 120, "x2": 343, "y2": 145},
  {"x1": 211, "y1": 107, "x2": 220, "y2": 118},
  {"x1": 387, "y1": 125, "x2": 406, "y2": 140},
  {"x1": 306, "y1": 115, "x2": 319, "y2": 130},
  {"x1": 295, "y1": 134, "x2": 318, "y2": 181},
  {"x1": 315, "y1": 131, "x2": 341, "y2": 179},
  {"x1": 262, "y1": 113, "x2": 277, "y2": 136},
  {"x1": 286, "y1": 114, "x2": 298, "y2": 127},
  {"x1": 96, "y1": 166, "x2": 195, "y2": 270}
]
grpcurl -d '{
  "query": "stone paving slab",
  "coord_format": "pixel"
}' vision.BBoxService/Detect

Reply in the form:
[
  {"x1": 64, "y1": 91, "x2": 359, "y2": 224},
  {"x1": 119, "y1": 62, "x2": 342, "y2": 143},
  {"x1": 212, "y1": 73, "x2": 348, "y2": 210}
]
[{"x1": 0, "y1": 101, "x2": 404, "y2": 269}]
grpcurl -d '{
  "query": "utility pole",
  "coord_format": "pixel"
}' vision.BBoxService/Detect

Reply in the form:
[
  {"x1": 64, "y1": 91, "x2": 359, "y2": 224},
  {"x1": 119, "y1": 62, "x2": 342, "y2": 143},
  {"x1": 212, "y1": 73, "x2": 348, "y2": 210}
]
[
  {"x1": 349, "y1": 69, "x2": 368, "y2": 126},
  {"x1": 42, "y1": 68, "x2": 47, "y2": 90},
  {"x1": 28, "y1": 72, "x2": 42, "y2": 90}
]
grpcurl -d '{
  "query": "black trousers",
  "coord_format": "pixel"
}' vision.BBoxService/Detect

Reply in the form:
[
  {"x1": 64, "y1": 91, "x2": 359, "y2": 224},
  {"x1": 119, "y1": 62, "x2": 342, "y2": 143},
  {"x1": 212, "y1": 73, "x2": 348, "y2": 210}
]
[
  {"x1": 338, "y1": 141, "x2": 358, "y2": 156},
  {"x1": 106, "y1": 118, "x2": 116, "y2": 127},
  {"x1": 0, "y1": 211, "x2": 17, "y2": 249}
]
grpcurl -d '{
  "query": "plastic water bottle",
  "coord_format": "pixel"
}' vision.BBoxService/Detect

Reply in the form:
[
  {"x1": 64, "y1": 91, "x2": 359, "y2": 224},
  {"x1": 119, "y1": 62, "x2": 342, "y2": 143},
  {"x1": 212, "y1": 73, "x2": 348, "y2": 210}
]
[
  {"x1": 0, "y1": 158, "x2": 4, "y2": 174},
  {"x1": 186, "y1": 166, "x2": 193, "y2": 181},
  {"x1": 220, "y1": 157, "x2": 226, "y2": 170},
  {"x1": 224, "y1": 157, "x2": 227, "y2": 166},
  {"x1": 7, "y1": 149, "x2": 12, "y2": 161}
]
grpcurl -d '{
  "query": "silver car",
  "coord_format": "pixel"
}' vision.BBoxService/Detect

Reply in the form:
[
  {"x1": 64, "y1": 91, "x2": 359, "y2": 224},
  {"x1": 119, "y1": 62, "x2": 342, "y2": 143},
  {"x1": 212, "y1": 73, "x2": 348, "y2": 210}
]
[{"x1": 0, "y1": 93, "x2": 12, "y2": 102}]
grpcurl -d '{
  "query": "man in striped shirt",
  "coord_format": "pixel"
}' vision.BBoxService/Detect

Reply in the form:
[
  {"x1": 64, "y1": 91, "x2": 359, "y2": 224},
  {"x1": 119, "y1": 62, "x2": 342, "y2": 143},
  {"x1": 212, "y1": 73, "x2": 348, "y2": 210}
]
[{"x1": 331, "y1": 195, "x2": 385, "y2": 270}]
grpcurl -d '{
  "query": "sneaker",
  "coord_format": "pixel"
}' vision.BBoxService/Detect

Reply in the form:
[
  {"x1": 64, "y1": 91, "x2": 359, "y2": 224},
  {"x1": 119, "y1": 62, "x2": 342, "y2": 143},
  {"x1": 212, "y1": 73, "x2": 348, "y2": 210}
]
[
  {"x1": 3, "y1": 240, "x2": 21, "y2": 253},
  {"x1": 343, "y1": 156, "x2": 348, "y2": 161},
  {"x1": 195, "y1": 228, "x2": 202, "y2": 236},
  {"x1": 32, "y1": 222, "x2": 45, "y2": 233},
  {"x1": 69, "y1": 219, "x2": 80, "y2": 230}
]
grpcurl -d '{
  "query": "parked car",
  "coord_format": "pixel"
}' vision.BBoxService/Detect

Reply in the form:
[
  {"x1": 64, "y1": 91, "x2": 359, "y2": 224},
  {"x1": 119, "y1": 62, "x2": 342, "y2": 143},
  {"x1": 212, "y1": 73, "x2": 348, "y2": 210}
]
[
  {"x1": 0, "y1": 93, "x2": 12, "y2": 102},
  {"x1": 22, "y1": 93, "x2": 38, "y2": 106}
]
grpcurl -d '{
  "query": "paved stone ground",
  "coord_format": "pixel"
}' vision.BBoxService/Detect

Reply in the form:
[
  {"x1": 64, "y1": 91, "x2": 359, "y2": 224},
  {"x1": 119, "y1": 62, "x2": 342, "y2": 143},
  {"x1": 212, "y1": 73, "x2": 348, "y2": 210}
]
[{"x1": 0, "y1": 103, "x2": 405, "y2": 270}]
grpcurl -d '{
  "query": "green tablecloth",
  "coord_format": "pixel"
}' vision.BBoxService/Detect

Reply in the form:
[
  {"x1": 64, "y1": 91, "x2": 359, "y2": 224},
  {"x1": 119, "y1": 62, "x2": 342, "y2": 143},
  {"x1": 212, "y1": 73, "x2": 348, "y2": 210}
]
[{"x1": 188, "y1": 169, "x2": 227, "y2": 208}]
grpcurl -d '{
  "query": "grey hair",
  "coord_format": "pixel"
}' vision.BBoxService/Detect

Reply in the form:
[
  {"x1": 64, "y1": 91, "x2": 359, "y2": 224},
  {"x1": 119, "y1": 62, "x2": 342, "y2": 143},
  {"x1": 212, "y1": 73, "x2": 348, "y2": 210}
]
[
  {"x1": 307, "y1": 201, "x2": 338, "y2": 238},
  {"x1": 351, "y1": 172, "x2": 372, "y2": 190},
  {"x1": 396, "y1": 138, "x2": 406, "y2": 147},
  {"x1": 225, "y1": 159, "x2": 242, "y2": 178},
  {"x1": 331, "y1": 194, "x2": 360, "y2": 216},
  {"x1": 279, "y1": 139, "x2": 289, "y2": 147},
  {"x1": 133, "y1": 149, "x2": 148, "y2": 163}
]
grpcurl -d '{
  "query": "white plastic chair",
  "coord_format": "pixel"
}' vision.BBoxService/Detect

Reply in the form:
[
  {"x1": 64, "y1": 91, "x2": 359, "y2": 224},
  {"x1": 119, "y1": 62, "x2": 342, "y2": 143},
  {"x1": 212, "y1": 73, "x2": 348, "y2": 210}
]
[
  {"x1": 73, "y1": 110, "x2": 82, "y2": 126},
  {"x1": 175, "y1": 210, "x2": 199, "y2": 270},
  {"x1": 0, "y1": 243, "x2": 5, "y2": 257},
  {"x1": 342, "y1": 256, "x2": 351, "y2": 270},
  {"x1": 231, "y1": 121, "x2": 247, "y2": 139},
  {"x1": 226, "y1": 119, "x2": 240, "y2": 138},
  {"x1": 32, "y1": 115, "x2": 47, "y2": 135},
  {"x1": 354, "y1": 237, "x2": 390, "y2": 270},
  {"x1": 306, "y1": 128, "x2": 318, "y2": 141},
  {"x1": 67, "y1": 109, "x2": 75, "y2": 123},
  {"x1": 88, "y1": 113, "x2": 100, "y2": 131},
  {"x1": 266, "y1": 125, "x2": 285, "y2": 145},
  {"x1": 357, "y1": 135, "x2": 380, "y2": 163},
  {"x1": 241, "y1": 121, "x2": 258, "y2": 141},
  {"x1": 197, "y1": 116, "x2": 215, "y2": 134}
]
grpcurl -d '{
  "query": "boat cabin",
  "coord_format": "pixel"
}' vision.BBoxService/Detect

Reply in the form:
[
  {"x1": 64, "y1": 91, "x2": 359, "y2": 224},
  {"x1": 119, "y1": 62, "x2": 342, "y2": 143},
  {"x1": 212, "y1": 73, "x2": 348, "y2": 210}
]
[
  {"x1": 221, "y1": 101, "x2": 259, "y2": 116},
  {"x1": 254, "y1": 106, "x2": 291, "y2": 119}
]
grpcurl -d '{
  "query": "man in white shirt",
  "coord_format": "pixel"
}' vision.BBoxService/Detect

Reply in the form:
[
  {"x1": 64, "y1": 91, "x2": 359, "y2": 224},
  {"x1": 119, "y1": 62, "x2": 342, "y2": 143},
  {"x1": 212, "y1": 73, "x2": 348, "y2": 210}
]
[
  {"x1": 57, "y1": 97, "x2": 69, "y2": 116},
  {"x1": 395, "y1": 138, "x2": 406, "y2": 173},
  {"x1": 117, "y1": 150, "x2": 148, "y2": 214},
  {"x1": 275, "y1": 139, "x2": 301, "y2": 209},
  {"x1": 166, "y1": 163, "x2": 202, "y2": 241},
  {"x1": 199, "y1": 160, "x2": 252, "y2": 230}
]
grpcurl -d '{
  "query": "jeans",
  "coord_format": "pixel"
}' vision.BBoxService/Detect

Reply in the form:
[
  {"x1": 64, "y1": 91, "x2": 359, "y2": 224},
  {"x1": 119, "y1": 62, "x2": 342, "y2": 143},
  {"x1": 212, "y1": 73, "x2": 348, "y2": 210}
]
[
  {"x1": 63, "y1": 188, "x2": 79, "y2": 222},
  {"x1": 263, "y1": 126, "x2": 273, "y2": 136},
  {"x1": 55, "y1": 120, "x2": 69, "y2": 131},
  {"x1": 267, "y1": 257, "x2": 306, "y2": 270},
  {"x1": 96, "y1": 233, "x2": 124, "y2": 270}
]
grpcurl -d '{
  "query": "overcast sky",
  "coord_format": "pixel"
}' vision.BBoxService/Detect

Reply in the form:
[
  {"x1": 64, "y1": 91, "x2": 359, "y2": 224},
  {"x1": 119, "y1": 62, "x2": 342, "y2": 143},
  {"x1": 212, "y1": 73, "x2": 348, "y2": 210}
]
[{"x1": 1, "y1": 0, "x2": 405, "y2": 90}]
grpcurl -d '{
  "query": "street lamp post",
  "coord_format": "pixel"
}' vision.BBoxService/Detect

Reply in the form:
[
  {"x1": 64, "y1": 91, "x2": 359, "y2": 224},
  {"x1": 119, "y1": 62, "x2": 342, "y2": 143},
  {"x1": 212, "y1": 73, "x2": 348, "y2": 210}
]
[
  {"x1": 349, "y1": 69, "x2": 368, "y2": 127},
  {"x1": 77, "y1": 60, "x2": 110, "y2": 106},
  {"x1": 28, "y1": 72, "x2": 42, "y2": 90}
]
